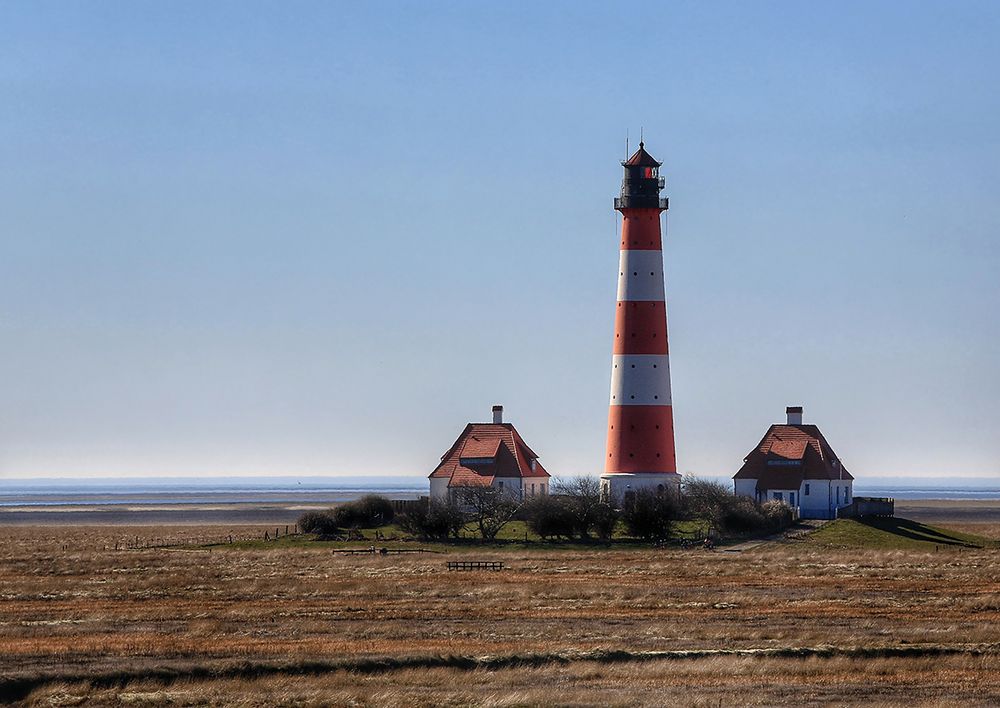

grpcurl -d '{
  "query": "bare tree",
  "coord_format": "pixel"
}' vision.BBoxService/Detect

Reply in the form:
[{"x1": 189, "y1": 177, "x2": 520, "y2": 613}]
[
  {"x1": 453, "y1": 484, "x2": 520, "y2": 542},
  {"x1": 552, "y1": 476, "x2": 611, "y2": 540},
  {"x1": 683, "y1": 476, "x2": 733, "y2": 533}
]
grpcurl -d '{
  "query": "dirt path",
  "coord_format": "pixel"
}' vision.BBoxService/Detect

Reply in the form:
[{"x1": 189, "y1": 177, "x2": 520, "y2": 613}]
[{"x1": 720, "y1": 519, "x2": 828, "y2": 553}]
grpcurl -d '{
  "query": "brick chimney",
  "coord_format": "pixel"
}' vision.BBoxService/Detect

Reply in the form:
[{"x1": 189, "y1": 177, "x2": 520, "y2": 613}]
[
  {"x1": 492, "y1": 405, "x2": 503, "y2": 424},
  {"x1": 786, "y1": 406, "x2": 803, "y2": 425}
]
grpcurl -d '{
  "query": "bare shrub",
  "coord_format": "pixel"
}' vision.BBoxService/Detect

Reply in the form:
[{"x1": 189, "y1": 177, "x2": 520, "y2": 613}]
[
  {"x1": 397, "y1": 499, "x2": 464, "y2": 541},
  {"x1": 332, "y1": 495, "x2": 395, "y2": 529},
  {"x1": 591, "y1": 502, "x2": 619, "y2": 542},
  {"x1": 761, "y1": 500, "x2": 794, "y2": 530},
  {"x1": 621, "y1": 489, "x2": 679, "y2": 540},
  {"x1": 297, "y1": 511, "x2": 340, "y2": 537},
  {"x1": 683, "y1": 477, "x2": 793, "y2": 536},
  {"x1": 718, "y1": 496, "x2": 767, "y2": 533},
  {"x1": 683, "y1": 477, "x2": 732, "y2": 530},
  {"x1": 522, "y1": 495, "x2": 576, "y2": 540}
]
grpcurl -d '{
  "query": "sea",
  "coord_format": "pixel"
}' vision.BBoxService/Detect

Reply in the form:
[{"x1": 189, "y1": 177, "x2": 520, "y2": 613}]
[
  {"x1": 0, "y1": 476, "x2": 426, "y2": 509},
  {"x1": 1, "y1": 475, "x2": 999, "y2": 509}
]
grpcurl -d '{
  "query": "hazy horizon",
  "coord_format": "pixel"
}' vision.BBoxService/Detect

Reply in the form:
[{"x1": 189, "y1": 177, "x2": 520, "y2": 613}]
[{"x1": 4, "y1": 474, "x2": 1000, "y2": 487}]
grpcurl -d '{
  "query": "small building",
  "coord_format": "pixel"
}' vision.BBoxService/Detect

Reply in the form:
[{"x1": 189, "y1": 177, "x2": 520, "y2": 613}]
[
  {"x1": 428, "y1": 405, "x2": 551, "y2": 502},
  {"x1": 733, "y1": 406, "x2": 854, "y2": 520}
]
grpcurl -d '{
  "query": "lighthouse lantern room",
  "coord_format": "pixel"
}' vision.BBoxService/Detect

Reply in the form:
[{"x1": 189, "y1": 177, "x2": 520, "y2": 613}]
[{"x1": 601, "y1": 142, "x2": 681, "y2": 503}]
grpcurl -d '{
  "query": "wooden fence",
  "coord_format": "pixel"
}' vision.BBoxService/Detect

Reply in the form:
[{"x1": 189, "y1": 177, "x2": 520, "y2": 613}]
[{"x1": 446, "y1": 560, "x2": 504, "y2": 571}]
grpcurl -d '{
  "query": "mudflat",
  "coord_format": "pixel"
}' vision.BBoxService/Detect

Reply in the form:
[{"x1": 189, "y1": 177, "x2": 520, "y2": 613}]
[
  {"x1": 894, "y1": 498, "x2": 1000, "y2": 524},
  {"x1": 0, "y1": 491, "x2": 420, "y2": 526},
  {"x1": 4, "y1": 495, "x2": 999, "y2": 528},
  {"x1": 0, "y1": 503, "x2": 316, "y2": 526}
]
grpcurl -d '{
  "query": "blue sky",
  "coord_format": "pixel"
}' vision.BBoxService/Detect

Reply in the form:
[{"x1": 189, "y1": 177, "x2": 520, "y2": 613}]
[{"x1": 1, "y1": 1, "x2": 998, "y2": 479}]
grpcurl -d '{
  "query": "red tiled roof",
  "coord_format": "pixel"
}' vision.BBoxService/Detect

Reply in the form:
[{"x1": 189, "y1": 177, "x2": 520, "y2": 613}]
[
  {"x1": 767, "y1": 439, "x2": 807, "y2": 460},
  {"x1": 733, "y1": 424, "x2": 854, "y2": 488},
  {"x1": 623, "y1": 143, "x2": 662, "y2": 167},
  {"x1": 429, "y1": 422, "x2": 550, "y2": 487},
  {"x1": 460, "y1": 435, "x2": 501, "y2": 458}
]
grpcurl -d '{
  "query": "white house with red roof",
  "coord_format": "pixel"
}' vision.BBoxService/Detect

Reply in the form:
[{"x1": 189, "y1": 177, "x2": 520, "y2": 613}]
[
  {"x1": 428, "y1": 405, "x2": 551, "y2": 501},
  {"x1": 733, "y1": 406, "x2": 854, "y2": 520}
]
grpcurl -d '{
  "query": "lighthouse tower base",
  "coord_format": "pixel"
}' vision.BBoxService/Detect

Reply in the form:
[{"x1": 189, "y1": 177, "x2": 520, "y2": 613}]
[{"x1": 600, "y1": 472, "x2": 682, "y2": 506}]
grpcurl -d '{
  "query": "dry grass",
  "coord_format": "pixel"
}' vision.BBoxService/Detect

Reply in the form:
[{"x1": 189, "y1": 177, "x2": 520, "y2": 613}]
[
  {"x1": 19, "y1": 654, "x2": 1000, "y2": 707},
  {"x1": 2, "y1": 524, "x2": 1000, "y2": 704},
  {"x1": 934, "y1": 522, "x2": 1000, "y2": 540}
]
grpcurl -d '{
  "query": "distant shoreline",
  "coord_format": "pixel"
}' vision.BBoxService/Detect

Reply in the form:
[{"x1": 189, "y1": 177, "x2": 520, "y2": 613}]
[
  {"x1": 0, "y1": 496, "x2": 999, "y2": 526},
  {"x1": 0, "y1": 489, "x2": 425, "y2": 525}
]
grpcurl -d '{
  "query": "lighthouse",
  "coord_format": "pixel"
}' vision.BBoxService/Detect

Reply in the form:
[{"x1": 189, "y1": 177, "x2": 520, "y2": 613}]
[{"x1": 600, "y1": 141, "x2": 681, "y2": 502}]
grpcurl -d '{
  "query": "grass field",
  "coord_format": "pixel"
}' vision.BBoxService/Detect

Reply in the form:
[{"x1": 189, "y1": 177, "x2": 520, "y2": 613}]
[
  {"x1": 809, "y1": 517, "x2": 998, "y2": 550},
  {"x1": 2, "y1": 515, "x2": 1000, "y2": 705}
]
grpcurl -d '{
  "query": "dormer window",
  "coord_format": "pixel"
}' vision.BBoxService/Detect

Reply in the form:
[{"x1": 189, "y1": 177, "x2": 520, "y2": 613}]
[{"x1": 459, "y1": 457, "x2": 495, "y2": 466}]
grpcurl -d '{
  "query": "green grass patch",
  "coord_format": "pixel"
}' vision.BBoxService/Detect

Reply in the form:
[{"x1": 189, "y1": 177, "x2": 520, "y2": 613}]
[{"x1": 809, "y1": 517, "x2": 997, "y2": 550}]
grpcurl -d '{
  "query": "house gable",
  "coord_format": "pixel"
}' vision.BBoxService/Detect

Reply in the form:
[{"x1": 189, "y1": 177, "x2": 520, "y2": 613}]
[
  {"x1": 735, "y1": 423, "x2": 853, "y2": 489},
  {"x1": 429, "y1": 421, "x2": 550, "y2": 490}
]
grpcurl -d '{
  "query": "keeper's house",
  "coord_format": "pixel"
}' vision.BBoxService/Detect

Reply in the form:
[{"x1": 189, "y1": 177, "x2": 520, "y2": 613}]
[
  {"x1": 429, "y1": 405, "x2": 550, "y2": 502},
  {"x1": 733, "y1": 406, "x2": 853, "y2": 520}
]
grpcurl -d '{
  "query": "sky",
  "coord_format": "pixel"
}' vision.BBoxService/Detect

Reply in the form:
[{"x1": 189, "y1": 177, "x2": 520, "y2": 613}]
[{"x1": 1, "y1": 1, "x2": 999, "y2": 481}]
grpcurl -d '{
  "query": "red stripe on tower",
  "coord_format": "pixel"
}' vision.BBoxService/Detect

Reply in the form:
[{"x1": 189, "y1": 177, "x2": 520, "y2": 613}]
[{"x1": 601, "y1": 141, "x2": 681, "y2": 502}]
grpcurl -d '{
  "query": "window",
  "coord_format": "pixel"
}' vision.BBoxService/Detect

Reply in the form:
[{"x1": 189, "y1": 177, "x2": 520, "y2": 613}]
[
  {"x1": 804, "y1": 483, "x2": 810, "y2": 496},
  {"x1": 499, "y1": 480, "x2": 504, "y2": 491},
  {"x1": 531, "y1": 483, "x2": 535, "y2": 496},
  {"x1": 460, "y1": 457, "x2": 494, "y2": 466},
  {"x1": 773, "y1": 492, "x2": 783, "y2": 502},
  {"x1": 789, "y1": 492, "x2": 795, "y2": 506},
  {"x1": 844, "y1": 488, "x2": 850, "y2": 504}
]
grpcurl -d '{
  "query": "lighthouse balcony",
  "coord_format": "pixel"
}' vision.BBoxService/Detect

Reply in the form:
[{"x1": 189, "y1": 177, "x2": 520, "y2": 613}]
[{"x1": 614, "y1": 196, "x2": 669, "y2": 210}]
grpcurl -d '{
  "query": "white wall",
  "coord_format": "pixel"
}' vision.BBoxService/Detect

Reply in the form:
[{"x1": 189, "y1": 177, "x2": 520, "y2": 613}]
[
  {"x1": 798, "y1": 480, "x2": 831, "y2": 516},
  {"x1": 734, "y1": 479, "x2": 757, "y2": 498},
  {"x1": 733, "y1": 477, "x2": 854, "y2": 520},
  {"x1": 429, "y1": 477, "x2": 450, "y2": 501},
  {"x1": 601, "y1": 472, "x2": 681, "y2": 505},
  {"x1": 492, "y1": 478, "x2": 521, "y2": 500},
  {"x1": 432, "y1": 476, "x2": 550, "y2": 502},
  {"x1": 522, "y1": 479, "x2": 548, "y2": 498}
]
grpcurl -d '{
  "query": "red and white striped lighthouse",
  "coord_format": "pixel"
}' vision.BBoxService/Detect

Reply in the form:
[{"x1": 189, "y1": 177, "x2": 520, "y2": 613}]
[{"x1": 600, "y1": 141, "x2": 681, "y2": 501}]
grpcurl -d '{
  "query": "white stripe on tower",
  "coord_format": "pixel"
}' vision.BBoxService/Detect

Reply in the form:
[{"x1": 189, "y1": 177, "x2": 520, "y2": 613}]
[
  {"x1": 616, "y1": 250, "x2": 665, "y2": 302},
  {"x1": 609, "y1": 354, "x2": 672, "y2": 406}
]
